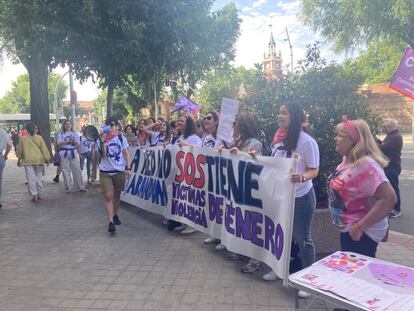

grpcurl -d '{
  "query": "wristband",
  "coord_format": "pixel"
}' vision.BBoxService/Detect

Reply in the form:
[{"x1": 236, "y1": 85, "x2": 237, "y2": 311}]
[{"x1": 125, "y1": 166, "x2": 131, "y2": 171}]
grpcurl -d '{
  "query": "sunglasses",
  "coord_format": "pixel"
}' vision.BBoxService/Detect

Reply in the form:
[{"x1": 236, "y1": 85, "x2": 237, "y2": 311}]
[{"x1": 204, "y1": 116, "x2": 212, "y2": 121}]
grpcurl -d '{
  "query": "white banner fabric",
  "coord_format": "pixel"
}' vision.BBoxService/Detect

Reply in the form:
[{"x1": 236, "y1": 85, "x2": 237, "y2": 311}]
[{"x1": 121, "y1": 145, "x2": 296, "y2": 281}]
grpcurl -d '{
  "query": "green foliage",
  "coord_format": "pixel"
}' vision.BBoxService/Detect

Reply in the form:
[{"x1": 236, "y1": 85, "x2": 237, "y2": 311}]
[
  {"x1": 343, "y1": 37, "x2": 406, "y2": 83},
  {"x1": 0, "y1": 73, "x2": 67, "y2": 114},
  {"x1": 198, "y1": 66, "x2": 262, "y2": 113},
  {"x1": 300, "y1": 0, "x2": 414, "y2": 51},
  {"x1": 198, "y1": 43, "x2": 382, "y2": 204}
]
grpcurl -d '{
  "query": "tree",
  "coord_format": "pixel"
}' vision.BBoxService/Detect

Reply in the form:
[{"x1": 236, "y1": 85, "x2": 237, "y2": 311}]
[
  {"x1": 0, "y1": 73, "x2": 67, "y2": 114},
  {"x1": 198, "y1": 66, "x2": 261, "y2": 113},
  {"x1": 68, "y1": 1, "x2": 240, "y2": 116},
  {"x1": 198, "y1": 44, "x2": 382, "y2": 203},
  {"x1": 0, "y1": 1, "x2": 240, "y2": 148},
  {"x1": 343, "y1": 37, "x2": 407, "y2": 83},
  {"x1": 300, "y1": 0, "x2": 414, "y2": 51},
  {"x1": 0, "y1": 1, "x2": 89, "y2": 147}
]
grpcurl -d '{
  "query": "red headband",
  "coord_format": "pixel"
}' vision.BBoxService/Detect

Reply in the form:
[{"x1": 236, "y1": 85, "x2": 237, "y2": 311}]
[{"x1": 342, "y1": 115, "x2": 359, "y2": 143}]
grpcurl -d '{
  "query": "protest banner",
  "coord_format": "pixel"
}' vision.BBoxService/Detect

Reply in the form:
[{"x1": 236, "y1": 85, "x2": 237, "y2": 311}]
[
  {"x1": 121, "y1": 145, "x2": 296, "y2": 283},
  {"x1": 216, "y1": 97, "x2": 240, "y2": 143},
  {"x1": 389, "y1": 48, "x2": 414, "y2": 100}
]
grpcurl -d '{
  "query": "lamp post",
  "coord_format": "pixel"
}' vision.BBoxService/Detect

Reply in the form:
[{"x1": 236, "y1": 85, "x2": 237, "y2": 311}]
[
  {"x1": 54, "y1": 70, "x2": 69, "y2": 131},
  {"x1": 285, "y1": 27, "x2": 294, "y2": 74}
]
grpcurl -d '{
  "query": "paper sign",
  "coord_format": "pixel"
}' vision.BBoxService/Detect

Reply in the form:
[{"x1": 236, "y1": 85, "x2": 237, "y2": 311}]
[{"x1": 216, "y1": 97, "x2": 240, "y2": 143}]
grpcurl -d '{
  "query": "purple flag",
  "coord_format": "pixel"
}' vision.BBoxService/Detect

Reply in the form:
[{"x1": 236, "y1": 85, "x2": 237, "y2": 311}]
[
  {"x1": 389, "y1": 48, "x2": 414, "y2": 100},
  {"x1": 174, "y1": 96, "x2": 202, "y2": 113}
]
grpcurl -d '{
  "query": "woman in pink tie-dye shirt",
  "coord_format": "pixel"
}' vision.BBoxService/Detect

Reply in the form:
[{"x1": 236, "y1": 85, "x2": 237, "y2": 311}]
[{"x1": 328, "y1": 117, "x2": 397, "y2": 258}]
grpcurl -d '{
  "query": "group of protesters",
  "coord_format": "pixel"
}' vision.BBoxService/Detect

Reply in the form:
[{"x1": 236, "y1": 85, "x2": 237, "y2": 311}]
[{"x1": 7, "y1": 101, "x2": 401, "y2": 300}]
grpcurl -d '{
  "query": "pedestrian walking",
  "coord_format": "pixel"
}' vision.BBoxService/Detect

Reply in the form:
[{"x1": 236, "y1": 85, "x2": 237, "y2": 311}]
[
  {"x1": 15, "y1": 123, "x2": 51, "y2": 202},
  {"x1": 0, "y1": 128, "x2": 12, "y2": 207},
  {"x1": 328, "y1": 117, "x2": 396, "y2": 259},
  {"x1": 57, "y1": 120, "x2": 85, "y2": 192},
  {"x1": 378, "y1": 119, "x2": 403, "y2": 218},
  {"x1": 98, "y1": 117, "x2": 131, "y2": 233}
]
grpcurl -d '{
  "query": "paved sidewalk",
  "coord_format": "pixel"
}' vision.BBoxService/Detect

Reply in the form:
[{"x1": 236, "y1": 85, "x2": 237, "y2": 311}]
[{"x1": 0, "y1": 156, "x2": 413, "y2": 311}]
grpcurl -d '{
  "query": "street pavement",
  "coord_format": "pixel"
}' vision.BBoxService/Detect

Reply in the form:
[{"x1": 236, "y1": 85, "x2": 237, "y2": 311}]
[
  {"x1": 0, "y1": 151, "x2": 413, "y2": 311},
  {"x1": 389, "y1": 141, "x2": 414, "y2": 235}
]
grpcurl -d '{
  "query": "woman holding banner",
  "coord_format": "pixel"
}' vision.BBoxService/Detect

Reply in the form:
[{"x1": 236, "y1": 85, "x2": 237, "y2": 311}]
[
  {"x1": 262, "y1": 103, "x2": 319, "y2": 298},
  {"x1": 167, "y1": 114, "x2": 202, "y2": 234},
  {"x1": 202, "y1": 112, "x2": 227, "y2": 250},
  {"x1": 328, "y1": 117, "x2": 396, "y2": 258},
  {"x1": 224, "y1": 113, "x2": 265, "y2": 273}
]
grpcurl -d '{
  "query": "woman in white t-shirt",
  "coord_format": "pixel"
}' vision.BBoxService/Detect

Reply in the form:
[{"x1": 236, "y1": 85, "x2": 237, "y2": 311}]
[
  {"x1": 201, "y1": 112, "x2": 222, "y2": 148},
  {"x1": 167, "y1": 115, "x2": 202, "y2": 234},
  {"x1": 57, "y1": 120, "x2": 85, "y2": 192},
  {"x1": 201, "y1": 112, "x2": 226, "y2": 249},
  {"x1": 144, "y1": 119, "x2": 170, "y2": 147},
  {"x1": 262, "y1": 103, "x2": 320, "y2": 298}
]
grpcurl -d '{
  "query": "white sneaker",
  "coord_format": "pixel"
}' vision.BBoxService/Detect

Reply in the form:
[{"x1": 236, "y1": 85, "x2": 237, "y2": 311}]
[
  {"x1": 298, "y1": 290, "x2": 311, "y2": 299},
  {"x1": 204, "y1": 237, "x2": 220, "y2": 244},
  {"x1": 180, "y1": 227, "x2": 196, "y2": 235},
  {"x1": 173, "y1": 224, "x2": 187, "y2": 232},
  {"x1": 162, "y1": 219, "x2": 170, "y2": 226},
  {"x1": 214, "y1": 243, "x2": 226, "y2": 251},
  {"x1": 262, "y1": 271, "x2": 280, "y2": 281}
]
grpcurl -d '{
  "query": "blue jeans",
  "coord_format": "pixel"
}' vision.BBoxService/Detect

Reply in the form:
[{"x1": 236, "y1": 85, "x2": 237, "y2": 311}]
[
  {"x1": 80, "y1": 151, "x2": 92, "y2": 179},
  {"x1": 293, "y1": 187, "x2": 316, "y2": 269}
]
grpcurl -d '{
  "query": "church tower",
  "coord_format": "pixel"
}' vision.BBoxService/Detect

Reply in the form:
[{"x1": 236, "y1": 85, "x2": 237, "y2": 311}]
[{"x1": 263, "y1": 26, "x2": 283, "y2": 79}]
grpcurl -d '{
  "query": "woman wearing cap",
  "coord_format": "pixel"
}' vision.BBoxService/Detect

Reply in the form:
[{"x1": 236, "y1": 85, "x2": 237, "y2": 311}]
[
  {"x1": 98, "y1": 117, "x2": 131, "y2": 233},
  {"x1": 328, "y1": 117, "x2": 396, "y2": 258},
  {"x1": 167, "y1": 114, "x2": 202, "y2": 234},
  {"x1": 262, "y1": 103, "x2": 319, "y2": 301},
  {"x1": 57, "y1": 120, "x2": 85, "y2": 193}
]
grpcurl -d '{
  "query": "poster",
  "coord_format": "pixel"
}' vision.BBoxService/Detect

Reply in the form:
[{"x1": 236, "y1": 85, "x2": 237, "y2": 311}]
[
  {"x1": 121, "y1": 145, "x2": 296, "y2": 281},
  {"x1": 216, "y1": 97, "x2": 240, "y2": 143}
]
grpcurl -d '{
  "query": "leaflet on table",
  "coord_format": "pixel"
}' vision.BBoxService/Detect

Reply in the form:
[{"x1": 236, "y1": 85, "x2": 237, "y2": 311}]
[
  {"x1": 290, "y1": 267, "x2": 342, "y2": 290},
  {"x1": 368, "y1": 263, "x2": 414, "y2": 288},
  {"x1": 291, "y1": 266, "x2": 409, "y2": 311},
  {"x1": 320, "y1": 252, "x2": 372, "y2": 275},
  {"x1": 386, "y1": 295, "x2": 414, "y2": 311}
]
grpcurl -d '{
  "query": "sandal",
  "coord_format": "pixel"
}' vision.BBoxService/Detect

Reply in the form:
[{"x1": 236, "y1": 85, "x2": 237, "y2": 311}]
[
  {"x1": 240, "y1": 261, "x2": 263, "y2": 273},
  {"x1": 226, "y1": 253, "x2": 248, "y2": 261}
]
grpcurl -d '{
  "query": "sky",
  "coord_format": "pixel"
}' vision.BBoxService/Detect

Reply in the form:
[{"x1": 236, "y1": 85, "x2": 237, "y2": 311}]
[{"x1": 0, "y1": 0, "x2": 342, "y2": 102}]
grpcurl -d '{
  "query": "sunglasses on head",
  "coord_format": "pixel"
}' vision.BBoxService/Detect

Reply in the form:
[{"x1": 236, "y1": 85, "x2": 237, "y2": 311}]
[{"x1": 204, "y1": 116, "x2": 212, "y2": 121}]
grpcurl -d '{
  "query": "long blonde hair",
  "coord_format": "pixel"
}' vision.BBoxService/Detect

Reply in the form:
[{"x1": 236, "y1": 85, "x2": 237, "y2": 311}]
[{"x1": 336, "y1": 119, "x2": 389, "y2": 167}]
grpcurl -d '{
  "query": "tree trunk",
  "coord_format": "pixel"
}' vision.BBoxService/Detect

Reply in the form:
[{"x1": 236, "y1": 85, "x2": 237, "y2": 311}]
[
  {"x1": 106, "y1": 83, "x2": 114, "y2": 117},
  {"x1": 26, "y1": 53, "x2": 52, "y2": 153}
]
